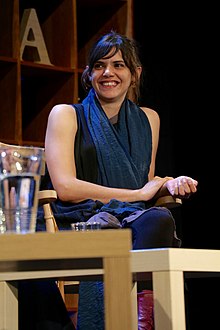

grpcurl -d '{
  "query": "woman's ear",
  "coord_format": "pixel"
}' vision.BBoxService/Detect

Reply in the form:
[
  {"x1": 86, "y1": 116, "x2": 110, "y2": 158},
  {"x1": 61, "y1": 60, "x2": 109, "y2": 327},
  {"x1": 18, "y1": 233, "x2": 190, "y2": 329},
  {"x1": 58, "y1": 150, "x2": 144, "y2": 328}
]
[
  {"x1": 131, "y1": 67, "x2": 142, "y2": 86},
  {"x1": 136, "y1": 66, "x2": 142, "y2": 79}
]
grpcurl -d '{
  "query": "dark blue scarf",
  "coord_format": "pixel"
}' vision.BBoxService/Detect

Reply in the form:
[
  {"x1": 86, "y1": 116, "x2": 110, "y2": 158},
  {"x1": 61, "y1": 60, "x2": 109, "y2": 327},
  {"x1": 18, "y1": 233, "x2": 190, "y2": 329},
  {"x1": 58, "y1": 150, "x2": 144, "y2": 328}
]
[{"x1": 82, "y1": 89, "x2": 152, "y2": 189}]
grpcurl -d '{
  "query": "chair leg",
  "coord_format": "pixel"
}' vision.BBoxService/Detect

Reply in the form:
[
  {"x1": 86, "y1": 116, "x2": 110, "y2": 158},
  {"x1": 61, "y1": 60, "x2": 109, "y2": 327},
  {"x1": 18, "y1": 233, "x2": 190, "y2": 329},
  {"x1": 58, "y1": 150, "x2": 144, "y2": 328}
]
[{"x1": 57, "y1": 280, "x2": 65, "y2": 302}]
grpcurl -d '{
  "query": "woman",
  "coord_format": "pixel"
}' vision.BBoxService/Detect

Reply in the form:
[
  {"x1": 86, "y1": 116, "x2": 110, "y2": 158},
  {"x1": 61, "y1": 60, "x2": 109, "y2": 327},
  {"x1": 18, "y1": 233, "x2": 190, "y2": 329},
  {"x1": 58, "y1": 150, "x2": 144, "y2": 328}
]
[{"x1": 41, "y1": 31, "x2": 198, "y2": 329}]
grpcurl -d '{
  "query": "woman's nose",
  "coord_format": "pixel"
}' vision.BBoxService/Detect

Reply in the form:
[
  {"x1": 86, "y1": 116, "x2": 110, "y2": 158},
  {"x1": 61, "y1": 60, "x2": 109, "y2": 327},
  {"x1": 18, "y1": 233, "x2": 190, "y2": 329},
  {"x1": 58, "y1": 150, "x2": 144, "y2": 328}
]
[{"x1": 103, "y1": 66, "x2": 113, "y2": 76}]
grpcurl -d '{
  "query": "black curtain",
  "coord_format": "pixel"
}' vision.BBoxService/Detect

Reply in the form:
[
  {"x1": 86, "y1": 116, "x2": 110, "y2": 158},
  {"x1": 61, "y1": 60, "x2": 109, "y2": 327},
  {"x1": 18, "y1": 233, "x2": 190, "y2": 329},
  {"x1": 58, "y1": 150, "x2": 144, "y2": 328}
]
[
  {"x1": 133, "y1": 2, "x2": 218, "y2": 329},
  {"x1": 133, "y1": 0, "x2": 217, "y2": 249}
]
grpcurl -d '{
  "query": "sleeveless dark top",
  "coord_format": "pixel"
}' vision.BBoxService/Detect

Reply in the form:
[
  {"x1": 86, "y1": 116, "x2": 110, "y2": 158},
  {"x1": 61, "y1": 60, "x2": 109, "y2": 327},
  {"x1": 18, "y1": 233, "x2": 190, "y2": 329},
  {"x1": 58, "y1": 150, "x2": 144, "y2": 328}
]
[
  {"x1": 74, "y1": 104, "x2": 98, "y2": 183},
  {"x1": 37, "y1": 96, "x2": 153, "y2": 230}
]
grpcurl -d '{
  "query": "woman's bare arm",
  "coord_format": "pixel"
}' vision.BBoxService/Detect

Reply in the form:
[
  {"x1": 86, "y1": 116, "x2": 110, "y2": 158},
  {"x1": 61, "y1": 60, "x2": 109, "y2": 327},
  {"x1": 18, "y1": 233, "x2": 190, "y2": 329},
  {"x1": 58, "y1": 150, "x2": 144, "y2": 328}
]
[{"x1": 45, "y1": 105, "x2": 169, "y2": 204}]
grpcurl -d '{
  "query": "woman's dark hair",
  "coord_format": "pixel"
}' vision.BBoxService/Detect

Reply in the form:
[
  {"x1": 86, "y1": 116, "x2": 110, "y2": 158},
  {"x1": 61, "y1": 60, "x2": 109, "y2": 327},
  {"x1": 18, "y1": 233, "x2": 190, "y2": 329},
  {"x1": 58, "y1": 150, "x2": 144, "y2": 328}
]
[{"x1": 81, "y1": 30, "x2": 143, "y2": 102}]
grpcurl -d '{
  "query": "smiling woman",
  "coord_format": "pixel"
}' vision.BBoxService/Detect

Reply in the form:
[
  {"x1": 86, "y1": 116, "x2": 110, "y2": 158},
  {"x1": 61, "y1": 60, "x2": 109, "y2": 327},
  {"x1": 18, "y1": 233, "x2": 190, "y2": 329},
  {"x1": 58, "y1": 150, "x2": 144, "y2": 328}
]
[
  {"x1": 81, "y1": 31, "x2": 142, "y2": 104},
  {"x1": 37, "y1": 31, "x2": 198, "y2": 330}
]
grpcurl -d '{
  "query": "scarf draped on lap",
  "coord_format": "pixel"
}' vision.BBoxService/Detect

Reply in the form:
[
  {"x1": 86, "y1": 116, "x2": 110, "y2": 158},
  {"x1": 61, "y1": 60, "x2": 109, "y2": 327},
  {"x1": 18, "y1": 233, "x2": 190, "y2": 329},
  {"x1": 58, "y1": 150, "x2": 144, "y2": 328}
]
[{"x1": 37, "y1": 88, "x2": 152, "y2": 231}]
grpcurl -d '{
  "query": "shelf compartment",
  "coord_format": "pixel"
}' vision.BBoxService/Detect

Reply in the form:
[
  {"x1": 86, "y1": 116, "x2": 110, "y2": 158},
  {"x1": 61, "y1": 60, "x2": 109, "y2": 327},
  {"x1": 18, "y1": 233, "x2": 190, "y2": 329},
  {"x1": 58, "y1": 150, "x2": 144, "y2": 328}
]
[
  {"x1": 21, "y1": 67, "x2": 75, "y2": 145},
  {"x1": 0, "y1": 0, "x2": 19, "y2": 58},
  {"x1": 19, "y1": 0, "x2": 76, "y2": 68},
  {"x1": 0, "y1": 61, "x2": 20, "y2": 143}
]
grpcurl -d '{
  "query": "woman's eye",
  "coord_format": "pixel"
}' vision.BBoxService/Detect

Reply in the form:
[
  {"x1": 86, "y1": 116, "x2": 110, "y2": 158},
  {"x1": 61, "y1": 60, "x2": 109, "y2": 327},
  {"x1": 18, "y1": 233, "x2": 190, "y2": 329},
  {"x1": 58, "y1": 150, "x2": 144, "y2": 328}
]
[
  {"x1": 94, "y1": 63, "x2": 104, "y2": 69},
  {"x1": 114, "y1": 63, "x2": 125, "y2": 68}
]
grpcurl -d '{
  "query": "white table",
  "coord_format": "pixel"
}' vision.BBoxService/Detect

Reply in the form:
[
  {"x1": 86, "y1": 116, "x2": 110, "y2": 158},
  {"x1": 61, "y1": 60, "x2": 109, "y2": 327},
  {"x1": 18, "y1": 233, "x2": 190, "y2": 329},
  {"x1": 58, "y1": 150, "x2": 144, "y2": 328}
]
[{"x1": 131, "y1": 248, "x2": 220, "y2": 330}]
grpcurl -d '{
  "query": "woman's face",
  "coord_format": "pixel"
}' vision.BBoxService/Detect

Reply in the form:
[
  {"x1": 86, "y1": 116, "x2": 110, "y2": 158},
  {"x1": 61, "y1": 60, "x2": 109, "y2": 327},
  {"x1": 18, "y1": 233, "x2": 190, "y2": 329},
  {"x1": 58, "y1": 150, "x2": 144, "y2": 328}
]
[{"x1": 90, "y1": 50, "x2": 132, "y2": 103}]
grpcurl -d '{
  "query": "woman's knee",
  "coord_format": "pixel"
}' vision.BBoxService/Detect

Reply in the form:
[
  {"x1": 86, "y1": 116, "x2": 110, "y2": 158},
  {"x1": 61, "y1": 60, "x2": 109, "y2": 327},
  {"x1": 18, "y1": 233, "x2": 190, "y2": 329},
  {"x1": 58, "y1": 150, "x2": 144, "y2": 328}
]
[
  {"x1": 136, "y1": 207, "x2": 175, "y2": 230},
  {"x1": 152, "y1": 207, "x2": 175, "y2": 230},
  {"x1": 130, "y1": 207, "x2": 176, "y2": 249}
]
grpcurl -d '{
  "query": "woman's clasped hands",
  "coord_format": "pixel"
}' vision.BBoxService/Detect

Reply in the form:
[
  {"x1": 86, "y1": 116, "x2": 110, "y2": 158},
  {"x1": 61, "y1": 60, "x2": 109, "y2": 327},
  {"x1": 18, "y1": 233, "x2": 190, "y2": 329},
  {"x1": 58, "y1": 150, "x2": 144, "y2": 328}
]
[{"x1": 140, "y1": 175, "x2": 198, "y2": 202}]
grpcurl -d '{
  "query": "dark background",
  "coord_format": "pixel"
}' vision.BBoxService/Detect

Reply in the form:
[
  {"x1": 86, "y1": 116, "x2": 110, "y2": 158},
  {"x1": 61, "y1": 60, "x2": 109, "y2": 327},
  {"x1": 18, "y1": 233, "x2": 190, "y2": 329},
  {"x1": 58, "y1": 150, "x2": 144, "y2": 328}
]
[{"x1": 134, "y1": 2, "x2": 218, "y2": 329}]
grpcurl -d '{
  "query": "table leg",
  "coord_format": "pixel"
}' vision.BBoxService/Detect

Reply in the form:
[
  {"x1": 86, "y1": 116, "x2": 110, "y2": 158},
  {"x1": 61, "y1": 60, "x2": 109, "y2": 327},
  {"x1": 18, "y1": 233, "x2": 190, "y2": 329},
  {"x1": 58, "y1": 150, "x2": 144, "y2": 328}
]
[
  {"x1": 104, "y1": 256, "x2": 132, "y2": 330},
  {"x1": 0, "y1": 281, "x2": 18, "y2": 330},
  {"x1": 153, "y1": 271, "x2": 186, "y2": 330},
  {"x1": 131, "y1": 281, "x2": 138, "y2": 330}
]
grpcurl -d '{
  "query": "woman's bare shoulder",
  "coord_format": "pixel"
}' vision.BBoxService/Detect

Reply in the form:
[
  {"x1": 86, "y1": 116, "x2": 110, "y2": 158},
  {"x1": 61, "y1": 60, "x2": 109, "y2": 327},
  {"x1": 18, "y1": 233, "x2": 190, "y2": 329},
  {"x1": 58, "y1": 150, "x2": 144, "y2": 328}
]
[
  {"x1": 49, "y1": 104, "x2": 75, "y2": 115},
  {"x1": 140, "y1": 106, "x2": 160, "y2": 125},
  {"x1": 47, "y1": 104, "x2": 78, "y2": 132},
  {"x1": 48, "y1": 104, "x2": 77, "y2": 121}
]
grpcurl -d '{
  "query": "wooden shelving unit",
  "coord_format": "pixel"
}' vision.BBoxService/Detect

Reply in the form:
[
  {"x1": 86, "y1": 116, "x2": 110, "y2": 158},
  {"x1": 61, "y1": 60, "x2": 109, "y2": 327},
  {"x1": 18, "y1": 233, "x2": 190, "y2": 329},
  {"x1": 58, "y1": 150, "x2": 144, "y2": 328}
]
[{"x1": 0, "y1": 0, "x2": 133, "y2": 147}]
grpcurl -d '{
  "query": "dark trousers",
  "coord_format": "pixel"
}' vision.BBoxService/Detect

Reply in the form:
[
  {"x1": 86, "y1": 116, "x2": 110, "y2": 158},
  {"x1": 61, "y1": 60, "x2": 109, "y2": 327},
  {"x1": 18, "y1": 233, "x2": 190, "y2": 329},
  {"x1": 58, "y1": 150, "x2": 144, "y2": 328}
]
[{"x1": 19, "y1": 280, "x2": 75, "y2": 330}]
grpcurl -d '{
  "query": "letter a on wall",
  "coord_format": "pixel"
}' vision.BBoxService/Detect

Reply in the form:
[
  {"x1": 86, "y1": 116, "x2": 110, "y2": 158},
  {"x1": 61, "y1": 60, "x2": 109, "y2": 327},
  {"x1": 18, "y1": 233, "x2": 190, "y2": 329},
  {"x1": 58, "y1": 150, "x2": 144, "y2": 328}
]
[{"x1": 20, "y1": 8, "x2": 52, "y2": 65}]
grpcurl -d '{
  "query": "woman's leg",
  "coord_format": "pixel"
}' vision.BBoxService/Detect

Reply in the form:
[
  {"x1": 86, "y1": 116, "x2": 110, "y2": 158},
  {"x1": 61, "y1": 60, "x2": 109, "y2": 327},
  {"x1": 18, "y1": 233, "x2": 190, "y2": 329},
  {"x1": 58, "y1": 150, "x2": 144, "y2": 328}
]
[
  {"x1": 77, "y1": 281, "x2": 104, "y2": 330},
  {"x1": 125, "y1": 207, "x2": 181, "y2": 249},
  {"x1": 19, "y1": 280, "x2": 75, "y2": 330},
  {"x1": 125, "y1": 207, "x2": 181, "y2": 329}
]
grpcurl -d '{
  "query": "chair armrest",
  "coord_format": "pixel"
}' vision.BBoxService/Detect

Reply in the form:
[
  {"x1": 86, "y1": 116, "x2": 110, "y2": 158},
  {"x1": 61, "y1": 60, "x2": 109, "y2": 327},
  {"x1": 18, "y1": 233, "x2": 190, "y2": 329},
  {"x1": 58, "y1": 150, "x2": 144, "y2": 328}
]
[
  {"x1": 154, "y1": 195, "x2": 182, "y2": 208},
  {"x1": 152, "y1": 183, "x2": 183, "y2": 209},
  {"x1": 38, "y1": 190, "x2": 57, "y2": 206}
]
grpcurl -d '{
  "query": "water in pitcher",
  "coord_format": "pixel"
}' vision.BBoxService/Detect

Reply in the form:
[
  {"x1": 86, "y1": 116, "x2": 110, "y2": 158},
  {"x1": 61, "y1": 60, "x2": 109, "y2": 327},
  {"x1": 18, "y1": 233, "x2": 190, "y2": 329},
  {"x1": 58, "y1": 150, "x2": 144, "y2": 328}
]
[{"x1": 0, "y1": 173, "x2": 40, "y2": 233}]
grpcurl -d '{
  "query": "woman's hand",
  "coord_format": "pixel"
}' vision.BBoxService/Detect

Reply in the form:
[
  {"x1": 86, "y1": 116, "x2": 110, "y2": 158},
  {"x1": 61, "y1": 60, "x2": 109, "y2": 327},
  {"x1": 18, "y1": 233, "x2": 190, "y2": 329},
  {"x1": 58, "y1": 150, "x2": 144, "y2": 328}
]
[
  {"x1": 164, "y1": 176, "x2": 198, "y2": 199},
  {"x1": 139, "y1": 176, "x2": 173, "y2": 201}
]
